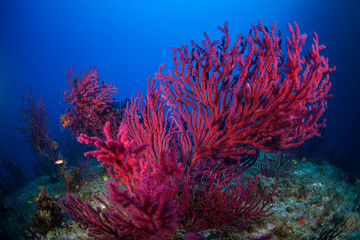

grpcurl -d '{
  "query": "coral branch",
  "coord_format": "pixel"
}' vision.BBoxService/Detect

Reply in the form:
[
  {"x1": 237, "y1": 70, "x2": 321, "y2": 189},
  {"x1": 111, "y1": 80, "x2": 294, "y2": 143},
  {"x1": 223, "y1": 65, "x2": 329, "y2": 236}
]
[
  {"x1": 77, "y1": 122, "x2": 147, "y2": 191},
  {"x1": 61, "y1": 66, "x2": 125, "y2": 137},
  {"x1": 63, "y1": 122, "x2": 183, "y2": 239},
  {"x1": 179, "y1": 170, "x2": 276, "y2": 232},
  {"x1": 157, "y1": 21, "x2": 334, "y2": 170},
  {"x1": 62, "y1": 179, "x2": 178, "y2": 240},
  {"x1": 20, "y1": 91, "x2": 57, "y2": 162},
  {"x1": 123, "y1": 77, "x2": 179, "y2": 166}
]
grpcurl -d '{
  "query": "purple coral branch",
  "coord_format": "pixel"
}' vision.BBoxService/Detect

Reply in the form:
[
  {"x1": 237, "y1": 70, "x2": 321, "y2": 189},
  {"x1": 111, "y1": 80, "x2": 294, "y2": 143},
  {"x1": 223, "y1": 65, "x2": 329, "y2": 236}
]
[{"x1": 62, "y1": 122, "x2": 182, "y2": 239}]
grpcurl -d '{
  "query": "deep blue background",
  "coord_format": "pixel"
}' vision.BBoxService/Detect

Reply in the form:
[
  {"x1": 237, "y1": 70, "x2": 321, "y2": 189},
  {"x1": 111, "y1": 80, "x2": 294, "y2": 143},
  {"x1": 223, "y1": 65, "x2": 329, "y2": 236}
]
[{"x1": 0, "y1": 0, "x2": 359, "y2": 180}]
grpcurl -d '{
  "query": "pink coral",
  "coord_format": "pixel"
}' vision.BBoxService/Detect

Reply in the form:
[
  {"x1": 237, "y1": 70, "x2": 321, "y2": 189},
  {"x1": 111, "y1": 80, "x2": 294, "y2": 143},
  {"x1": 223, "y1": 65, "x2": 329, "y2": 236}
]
[
  {"x1": 61, "y1": 21, "x2": 334, "y2": 238},
  {"x1": 122, "y1": 77, "x2": 179, "y2": 166},
  {"x1": 20, "y1": 92, "x2": 57, "y2": 163},
  {"x1": 62, "y1": 122, "x2": 183, "y2": 239},
  {"x1": 178, "y1": 169, "x2": 276, "y2": 232},
  {"x1": 157, "y1": 21, "x2": 334, "y2": 171},
  {"x1": 62, "y1": 66, "x2": 121, "y2": 137}
]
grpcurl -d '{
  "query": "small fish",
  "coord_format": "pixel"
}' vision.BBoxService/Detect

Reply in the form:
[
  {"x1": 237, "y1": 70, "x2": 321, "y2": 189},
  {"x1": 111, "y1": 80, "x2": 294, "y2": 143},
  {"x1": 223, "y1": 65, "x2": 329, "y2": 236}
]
[
  {"x1": 27, "y1": 200, "x2": 32, "y2": 204},
  {"x1": 55, "y1": 159, "x2": 64, "y2": 164},
  {"x1": 299, "y1": 219, "x2": 306, "y2": 225},
  {"x1": 293, "y1": 160, "x2": 298, "y2": 165},
  {"x1": 103, "y1": 176, "x2": 109, "y2": 181},
  {"x1": 302, "y1": 157, "x2": 307, "y2": 162},
  {"x1": 54, "y1": 195, "x2": 59, "y2": 199},
  {"x1": 51, "y1": 141, "x2": 58, "y2": 150},
  {"x1": 60, "y1": 114, "x2": 70, "y2": 128}
]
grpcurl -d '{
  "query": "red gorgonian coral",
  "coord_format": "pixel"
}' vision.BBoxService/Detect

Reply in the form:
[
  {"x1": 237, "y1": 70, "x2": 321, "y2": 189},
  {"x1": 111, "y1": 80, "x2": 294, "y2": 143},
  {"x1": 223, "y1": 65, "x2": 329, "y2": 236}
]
[
  {"x1": 61, "y1": 66, "x2": 125, "y2": 137},
  {"x1": 61, "y1": 21, "x2": 334, "y2": 238}
]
